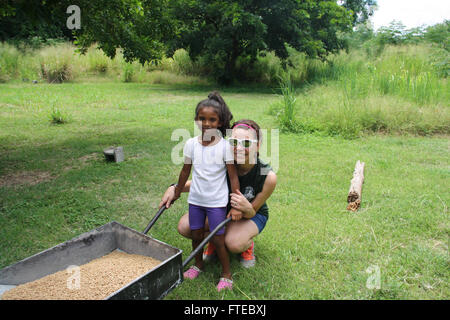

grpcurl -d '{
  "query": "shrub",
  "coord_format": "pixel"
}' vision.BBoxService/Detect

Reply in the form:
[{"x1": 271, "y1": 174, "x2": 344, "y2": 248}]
[
  {"x1": 172, "y1": 49, "x2": 195, "y2": 75},
  {"x1": 39, "y1": 44, "x2": 74, "y2": 83},
  {"x1": 121, "y1": 62, "x2": 135, "y2": 82},
  {"x1": 246, "y1": 51, "x2": 283, "y2": 84},
  {"x1": 86, "y1": 47, "x2": 110, "y2": 74}
]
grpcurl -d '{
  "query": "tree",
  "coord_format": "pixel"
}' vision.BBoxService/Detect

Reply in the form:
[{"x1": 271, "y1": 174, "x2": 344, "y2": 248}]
[
  {"x1": 73, "y1": 0, "x2": 175, "y2": 64},
  {"x1": 169, "y1": 0, "x2": 355, "y2": 84},
  {"x1": 339, "y1": 0, "x2": 377, "y2": 25},
  {"x1": 425, "y1": 20, "x2": 450, "y2": 51},
  {"x1": 0, "y1": 0, "x2": 174, "y2": 63},
  {"x1": 0, "y1": 0, "x2": 73, "y2": 43},
  {"x1": 1, "y1": 0, "x2": 378, "y2": 83}
]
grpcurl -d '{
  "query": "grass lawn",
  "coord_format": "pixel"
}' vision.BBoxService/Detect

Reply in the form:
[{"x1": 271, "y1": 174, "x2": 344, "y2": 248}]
[{"x1": 0, "y1": 81, "x2": 448, "y2": 299}]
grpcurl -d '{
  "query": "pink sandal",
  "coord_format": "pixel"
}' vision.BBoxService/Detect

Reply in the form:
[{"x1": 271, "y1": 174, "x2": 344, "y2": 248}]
[
  {"x1": 216, "y1": 277, "x2": 233, "y2": 292},
  {"x1": 183, "y1": 266, "x2": 202, "y2": 279}
]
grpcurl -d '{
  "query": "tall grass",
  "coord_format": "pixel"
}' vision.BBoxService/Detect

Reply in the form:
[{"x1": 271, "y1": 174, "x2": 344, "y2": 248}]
[
  {"x1": 0, "y1": 43, "x2": 21, "y2": 82},
  {"x1": 270, "y1": 44, "x2": 449, "y2": 137},
  {"x1": 0, "y1": 42, "x2": 209, "y2": 85},
  {"x1": 38, "y1": 44, "x2": 75, "y2": 83},
  {"x1": 277, "y1": 74, "x2": 298, "y2": 133}
]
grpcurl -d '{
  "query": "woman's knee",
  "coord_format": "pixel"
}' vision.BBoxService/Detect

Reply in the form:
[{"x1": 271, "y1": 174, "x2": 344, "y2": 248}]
[
  {"x1": 224, "y1": 221, "x2": 257, "y2": 253},
  {"x1": 225, "y1": 234, "x2": 249, "y2": 253},
  {"x1": 177, "y1": 213, "x2": 191, "y2": 238}
]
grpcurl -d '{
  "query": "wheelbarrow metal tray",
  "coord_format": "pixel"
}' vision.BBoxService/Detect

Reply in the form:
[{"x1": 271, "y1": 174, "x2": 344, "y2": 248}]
[{"x1": 0, "y1": 221, "x2": 183, "y2": 300}]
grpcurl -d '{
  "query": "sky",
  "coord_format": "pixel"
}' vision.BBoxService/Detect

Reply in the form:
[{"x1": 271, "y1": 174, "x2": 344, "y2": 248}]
[{"x1": 370, "y1": 0, "x2": 450, "y2": 30}]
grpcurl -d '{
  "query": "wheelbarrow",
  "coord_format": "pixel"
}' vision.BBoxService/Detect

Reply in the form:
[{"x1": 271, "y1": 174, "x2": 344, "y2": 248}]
[{"x1": 0, "y1": 205, "x2": 231, "y2": 300}]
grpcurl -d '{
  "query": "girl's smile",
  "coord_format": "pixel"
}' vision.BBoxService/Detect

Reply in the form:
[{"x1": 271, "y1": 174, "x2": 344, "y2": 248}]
[{"x1": 196, "y1": 106, "x2": 222, "y2": 144}]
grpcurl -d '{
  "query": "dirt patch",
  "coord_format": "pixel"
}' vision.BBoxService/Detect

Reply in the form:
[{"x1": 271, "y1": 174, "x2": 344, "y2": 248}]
[
  {"x1": 63, "y1": 152, "x2": 101, "y2": 172},
  {"x1": 78, "y1": 153, "x2": 101, "y2": 164},
  {"x1": 0, "y1": 170, "x2": 53, "y2": 188},
  {"x1": 426, "y1": 239, "x2": 449, "y2": 256},
  {"x1": 1, "y1": 153, "x2": 100, "y2": 187}
]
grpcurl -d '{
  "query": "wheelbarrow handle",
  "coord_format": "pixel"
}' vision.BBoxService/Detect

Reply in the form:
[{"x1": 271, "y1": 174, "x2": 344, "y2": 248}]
[
  {"x1": 182, "y1": 216, "x2": 232, "y2": 269},
  {"x1": 143, "y1": 199, "x2": 176, "y2": 235}
]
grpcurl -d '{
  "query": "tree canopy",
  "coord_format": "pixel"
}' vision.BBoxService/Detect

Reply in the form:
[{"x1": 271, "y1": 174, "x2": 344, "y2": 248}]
[
  {"x1": 1, "y1": 0, "x2": 379, "y2": 83},
  {"x1": 169, "y1": 0, "x2": 357, "y2": 83}
]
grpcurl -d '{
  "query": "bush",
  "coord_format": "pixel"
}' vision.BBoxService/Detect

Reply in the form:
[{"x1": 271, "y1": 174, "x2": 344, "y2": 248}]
[
  {"x1": 238, "y1": 51, "x2": 283, "y2": 84},
  {"x1": 424, "y1": 20, "x2": 450, "y2": 51},
  {"x1": 86, "y1": 47, "x2": 110, "y2": 74},
  {"x1": 172, "y1": 49, "x2": 195, "y2": 75},
  {"x1": 39, "y1": 44, "x2": 74, "y2": 83},
  {"x1": 121, "y1": 62, "x2": 135, "y2": 82}
]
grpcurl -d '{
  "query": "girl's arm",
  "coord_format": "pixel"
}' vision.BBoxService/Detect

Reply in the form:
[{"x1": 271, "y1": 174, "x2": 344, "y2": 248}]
[
  {"x1": 226, "y1": 163, "x2": 240, "y2": 194},
  {"x1": 226, "y1": 163, "x2": 241, "y2": 220},
  {"x1": 173, "y1": 163, "x2": 192, "y2": 201},
  {"x1": 159, "y1": 180, "x2": 191, "y2": 209},
  {"x1": 230, "y1": 171, "x2": 277, "y2": 219}
]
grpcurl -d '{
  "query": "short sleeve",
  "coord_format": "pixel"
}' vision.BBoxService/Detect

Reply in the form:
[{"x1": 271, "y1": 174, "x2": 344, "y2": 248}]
[
  {"x1": 223, "y1": 139, "x2": 234, "y2": 163},
  {"x1": 183, "y1": 138, "x2": 193, "y2": 163}
]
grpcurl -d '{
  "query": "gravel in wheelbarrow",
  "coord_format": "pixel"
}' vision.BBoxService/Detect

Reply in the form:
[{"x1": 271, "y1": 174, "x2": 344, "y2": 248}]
[
  {"x1": 2, "y1": 250, "x2": 162, "y2": 300},
  {"x1": 0, "y1": 221, "x2": 183, "y2": 300},
  {"x1": 0, "y1": 205, "x2": 231, "y2": 300}
]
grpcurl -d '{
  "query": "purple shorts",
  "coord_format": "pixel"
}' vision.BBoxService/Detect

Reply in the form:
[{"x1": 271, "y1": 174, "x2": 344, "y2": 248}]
[{"x1": 188, "y1": 204, "x2": 227, "y2": 236}]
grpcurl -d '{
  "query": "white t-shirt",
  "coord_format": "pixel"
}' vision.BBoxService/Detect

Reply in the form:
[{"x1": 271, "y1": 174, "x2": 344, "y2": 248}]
[{"x1": 183, "y1": 136, "x2": 234, "y2": 207}]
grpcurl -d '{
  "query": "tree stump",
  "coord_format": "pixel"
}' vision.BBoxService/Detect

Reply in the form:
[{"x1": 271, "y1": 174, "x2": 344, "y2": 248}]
[{"x1": 347, "y1": 160, "x2": 365, "y2": 212}]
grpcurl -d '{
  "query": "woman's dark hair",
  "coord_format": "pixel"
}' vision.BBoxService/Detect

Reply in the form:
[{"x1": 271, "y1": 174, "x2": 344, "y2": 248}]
[
  {"x1": 231, "y1": 119, "x2": 262, "y2": 157},
  {"x1": 195, "y1": 91, "x2": 233, "y2": 136}
]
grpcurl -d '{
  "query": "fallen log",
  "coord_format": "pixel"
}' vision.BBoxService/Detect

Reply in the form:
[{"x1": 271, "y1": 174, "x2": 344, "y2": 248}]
[{"x1": 347, "y1": 160, "x2": 365, "y2": 212}]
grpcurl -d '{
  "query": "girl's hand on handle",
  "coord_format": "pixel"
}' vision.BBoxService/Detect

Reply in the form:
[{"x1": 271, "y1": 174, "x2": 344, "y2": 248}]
[
  {"x1": 159, "y1": 185, "x2": 176, "y2": 209},
  {"x1": 227, "y1": 208, "x2": 243, "y2": 221},
  {"x1": 230, "y1": 189, "x2": 253, "y2": 215}
]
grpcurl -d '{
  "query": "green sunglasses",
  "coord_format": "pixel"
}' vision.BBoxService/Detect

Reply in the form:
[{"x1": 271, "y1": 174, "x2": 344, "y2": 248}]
[{"x1": 227, "y1": 138, "x2": 258, "y2": 148}]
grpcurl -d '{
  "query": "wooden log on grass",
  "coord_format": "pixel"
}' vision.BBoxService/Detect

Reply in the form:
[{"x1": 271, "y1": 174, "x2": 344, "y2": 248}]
[{"x1": 347, "y1": 160, "x2": 365, "y2": 212}]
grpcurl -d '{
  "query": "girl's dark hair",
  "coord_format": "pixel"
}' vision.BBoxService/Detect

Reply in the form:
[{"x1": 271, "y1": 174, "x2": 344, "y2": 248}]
[
  {"x1": 195, "y1": 91, "x2": 233, "y2": 136},
  {"x1": 231, "y1": 119, "x2": 262, "y2": 157}
]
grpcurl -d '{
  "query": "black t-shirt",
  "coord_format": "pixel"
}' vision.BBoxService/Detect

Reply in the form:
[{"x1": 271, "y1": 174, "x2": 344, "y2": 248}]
[{"x1": 226, "y1": 158, "x2": 272, "y2": 218}]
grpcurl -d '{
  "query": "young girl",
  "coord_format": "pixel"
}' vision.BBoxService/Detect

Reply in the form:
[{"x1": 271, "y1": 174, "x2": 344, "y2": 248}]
[{"x1": 173, "y1": 91, "x2": 240, "y2": 292}]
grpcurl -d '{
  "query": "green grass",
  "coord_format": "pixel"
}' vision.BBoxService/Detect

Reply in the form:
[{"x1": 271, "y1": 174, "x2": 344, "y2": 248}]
[{"x1": 0, "y1": 81, "x2": 448, "y2": 300}]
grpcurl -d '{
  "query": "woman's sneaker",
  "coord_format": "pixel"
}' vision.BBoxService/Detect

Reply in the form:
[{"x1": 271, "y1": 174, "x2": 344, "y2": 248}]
[
  {"x1": 240, "y1": 241, "x2": 255, "y2": 268},
  {"x1": 202, "y1": 242, "x2": 216, "y2": 262}
]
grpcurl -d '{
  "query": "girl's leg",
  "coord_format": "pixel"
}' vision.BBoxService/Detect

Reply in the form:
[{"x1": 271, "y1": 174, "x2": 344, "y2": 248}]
[
  {"x1": 188, "y1": 204, "x2": 207, "y2": 270},
  {"x1": 191, "y1": 228, "x2": 205, "y2": 270},
  {"x1": 212, "y1": 234, "x2": 231, "y2": 279},
  {"x1": 206, "y1": 207, "x2": 231, "y2": 279}
]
